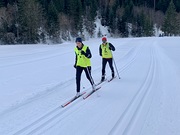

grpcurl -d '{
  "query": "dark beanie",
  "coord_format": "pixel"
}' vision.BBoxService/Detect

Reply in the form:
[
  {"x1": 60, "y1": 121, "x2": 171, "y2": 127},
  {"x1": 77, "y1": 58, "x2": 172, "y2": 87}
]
[{"x1": 75, "y1": 37, "x2": 82, "y2": 43}]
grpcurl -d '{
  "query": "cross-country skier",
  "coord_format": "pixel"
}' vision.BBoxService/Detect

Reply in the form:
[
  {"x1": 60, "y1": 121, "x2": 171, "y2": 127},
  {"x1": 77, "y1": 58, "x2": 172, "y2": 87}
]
[
  {"x1": 99, "y1": 37, "x2": 115, "y2": 82},
  {"x1": 74, "y1": 37, "x2": 95, "y2": 97}
]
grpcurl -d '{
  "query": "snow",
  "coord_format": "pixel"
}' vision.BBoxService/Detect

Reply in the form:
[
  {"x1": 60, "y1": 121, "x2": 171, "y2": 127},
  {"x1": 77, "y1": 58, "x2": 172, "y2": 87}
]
[
  {"x1": 94, "y1": 17, "x2": 110, "y2": 38},
  {"x1": 0, "y1": 37, "x2": 180, "y2": 135}
]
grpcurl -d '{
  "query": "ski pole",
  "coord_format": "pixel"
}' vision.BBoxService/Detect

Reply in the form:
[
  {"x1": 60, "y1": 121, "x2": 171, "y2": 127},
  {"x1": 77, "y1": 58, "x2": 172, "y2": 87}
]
[
  {"x1": 111, "y1": 52, "x2": 121, "y2": 79},
  {"x1": 86, "y1": 67, "x2": 95, "y2": 86},
  {"x1": 83, "y1": 51, "x2": 95, "y2": 86},
  {"x1": 86, "y1": 66, "x2": 100, "y2": 97}
]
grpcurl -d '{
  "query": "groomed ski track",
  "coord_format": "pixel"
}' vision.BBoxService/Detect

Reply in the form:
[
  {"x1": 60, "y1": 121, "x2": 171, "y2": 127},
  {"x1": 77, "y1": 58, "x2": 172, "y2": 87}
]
[{"x1": 0, "y1": 38, "x2": 180, "y2": 135}]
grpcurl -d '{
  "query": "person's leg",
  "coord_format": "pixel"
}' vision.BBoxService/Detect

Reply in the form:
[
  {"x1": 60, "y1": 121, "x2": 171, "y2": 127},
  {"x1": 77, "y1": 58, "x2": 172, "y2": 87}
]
[
  {"x1": 101, "y1": 58, "x2": 107, "y2": 81},
  {"x1": 108, "y1": 58, "x2": 115, "y2": 78},
  {"x1": 84, "y1": 66, "x2": 94, "y2": 85},
  {"x1": 76, "y1": 66, "x2": 83, "y2": 93}
]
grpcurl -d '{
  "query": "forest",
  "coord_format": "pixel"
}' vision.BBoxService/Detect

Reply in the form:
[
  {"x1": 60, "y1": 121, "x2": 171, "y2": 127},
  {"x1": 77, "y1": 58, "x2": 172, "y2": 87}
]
[{"x1": 0, "y1": 0, "x2": 180, "y2": 44}]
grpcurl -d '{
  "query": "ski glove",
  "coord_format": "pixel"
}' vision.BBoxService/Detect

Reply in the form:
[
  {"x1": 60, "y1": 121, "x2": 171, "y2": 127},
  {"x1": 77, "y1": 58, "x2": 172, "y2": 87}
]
[
  {"x1": 81, "y1": 50, "x2": 89, "y2": 57},
  {"x1": 81, "y1": 50, "x2": 91, "y2": 58},
  {"x1": 81, "y1": 50, "x2": 86, "y2": 55}
]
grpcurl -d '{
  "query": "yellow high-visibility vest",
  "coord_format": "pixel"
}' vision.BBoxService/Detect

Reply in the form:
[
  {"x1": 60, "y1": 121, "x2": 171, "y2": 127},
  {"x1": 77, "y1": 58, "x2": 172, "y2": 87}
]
[
  {"x1": 101, "y1": 43, "x2": 112, "y2": 58},
  {"x1": 75, "y1": 45, "x2": 91, "y2": 67}
]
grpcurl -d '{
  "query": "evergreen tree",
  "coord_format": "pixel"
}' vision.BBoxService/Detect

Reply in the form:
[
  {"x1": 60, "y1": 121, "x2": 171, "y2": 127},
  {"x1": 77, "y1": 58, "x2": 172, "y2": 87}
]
[
  {"x1": 117, "y1": 17, "x2": 128, "y2": 37},
  {"x1": 0, "y1": 3, "x2": 18, "y2": 44},
  {"x1": 38, "y1": 0, "x2": 50, "y2": 9},
  {"x1": 83, "y1": 0, "x2": 98, "y2": 37},
  {"x1": 0, "y1": 0, "x2": 5, "y2": 7},
  {"x1": 53, "y1": 0, "x2": 63, "y2": 12},
  {"x1": 136, "y1": 13, "x2": 144, "y2": 37},
  {"x1": 69, "y1": 0, "x2": 83, "y2": 35},
  {"x1": 107, "y1": 0, "x2": 119, "y2": 35},
  {"x1": 156, "y1": 0, "x2": 171, "y2": 13},
  {"x1": 162, "y1": 0, "x2": 178, "y2": 36},
  {"x1": 18, "y1": 0, "x2": 44, "y2": 43},
  {"x1": 177, "y1": 14, "x2": 180, "y2": 34},
  {"x1": 174, "y1": 0, "x2": 180, "y2": 12},
  {"x1": 143, "y1": 15, "x2": 153, "y2": 36},
  {"x1": 88, "y1": 0, "x2": 97, "y2": 20},
  {"x1": 46, "y1": 0, "x2": 60, "y2": 43},
  {"x1": 47, "y1": 0, "x2": 58, "y2": 25},
  {"x1": 123, "y1": 0, "x2": 134, "y2": 22}
]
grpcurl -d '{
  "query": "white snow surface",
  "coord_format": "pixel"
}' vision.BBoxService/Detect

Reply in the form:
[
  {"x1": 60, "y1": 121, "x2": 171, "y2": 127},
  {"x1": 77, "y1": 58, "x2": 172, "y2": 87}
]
[{"x1": 0, "y1": 37, "x2": 180, "y2": 135}]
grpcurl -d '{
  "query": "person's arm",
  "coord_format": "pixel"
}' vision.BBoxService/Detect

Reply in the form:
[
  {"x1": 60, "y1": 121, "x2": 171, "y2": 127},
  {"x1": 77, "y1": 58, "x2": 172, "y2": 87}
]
[
  {"x1": 99, "y1": 45, "x2": 102, "y2": 56},
  {"x1": 109, "y1": 43, "x2": 115, "y2": 51},
  {"x1": 74, "y1": 52, "x2": 77, "y2": 68},
  {"x1": 81, "y1": 47, "x2": 92, "y2": 58}
]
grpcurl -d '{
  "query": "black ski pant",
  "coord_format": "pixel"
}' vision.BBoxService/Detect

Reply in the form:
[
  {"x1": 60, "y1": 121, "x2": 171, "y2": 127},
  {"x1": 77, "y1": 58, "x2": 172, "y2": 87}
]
[
  {"x1": 76, "y1": 66, "x2": 94, "y2": 92},
  {"x1": 102, "y1": 58, "x2": 114, "y2": 76}
]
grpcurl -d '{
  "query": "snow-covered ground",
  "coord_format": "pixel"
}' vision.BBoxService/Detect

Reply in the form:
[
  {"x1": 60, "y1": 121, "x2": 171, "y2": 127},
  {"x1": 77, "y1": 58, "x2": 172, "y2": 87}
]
[{"x1": 0, "y1": 37, "x2": 180, "y2": 135}]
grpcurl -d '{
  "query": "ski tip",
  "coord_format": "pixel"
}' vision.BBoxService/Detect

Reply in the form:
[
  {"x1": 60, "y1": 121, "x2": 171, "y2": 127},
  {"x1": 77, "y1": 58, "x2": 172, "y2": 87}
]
[
  {"x1": 61, "y1": 91, "x2": 86, "y2": 108},
  {"x1": 61, "y1": 102, "x2": 70, "y2": 108},
  {"x1": 82, "y1": 91, "x2": 86, "y2": 94},
  {"x1": 83, "y1": 94, "x2": 91, "y2": 99},
  {"x1": 61, "y1": 105, "x2": 65, "y2": 108},
  {"x1": 83, "y1": 87, "x2": 101, "y2": 100}
]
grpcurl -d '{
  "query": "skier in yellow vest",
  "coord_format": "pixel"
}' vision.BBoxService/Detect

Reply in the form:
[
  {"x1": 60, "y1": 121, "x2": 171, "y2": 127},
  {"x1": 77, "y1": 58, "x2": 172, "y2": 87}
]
[
  {"x1": 99, "y1": 37, "x2": 115, "y2": 82},
  {"x1": 74, "y1": 37, "x2": 95, "y2": 97}
]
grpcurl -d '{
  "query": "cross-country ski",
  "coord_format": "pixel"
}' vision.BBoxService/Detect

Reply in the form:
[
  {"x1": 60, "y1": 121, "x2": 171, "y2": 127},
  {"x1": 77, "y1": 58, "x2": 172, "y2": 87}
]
[
  {"x1": 83, "y1": 87, "x2": 101, "y2": 99},
  {"x1": 61, "y1": 92, "x2": 86, "y2": 108},
  {"x1": 95, "y1": 78, "x2": 107, "y2": 86},
  {"x1": 108, "y1": 76, "x2": 117, "y2": 82}
]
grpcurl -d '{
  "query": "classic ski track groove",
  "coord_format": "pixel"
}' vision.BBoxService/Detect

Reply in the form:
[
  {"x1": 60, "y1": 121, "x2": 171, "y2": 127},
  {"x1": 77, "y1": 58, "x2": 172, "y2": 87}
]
[
  {"x1": 13, "y1": 97, "x2": 86, "y2": 135},
  {"x1": 0, "y1": 77, "x2": 75, "y2": 117},
  {"x1": 108, "y1": 46, "x2": 157, "y2": 135},
  {"x1": 12, "y1": 45, "x2": 142, "y2": 135},
  {"x1": 0, "y1": 50, "x2": 72, "y2": 69}
]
